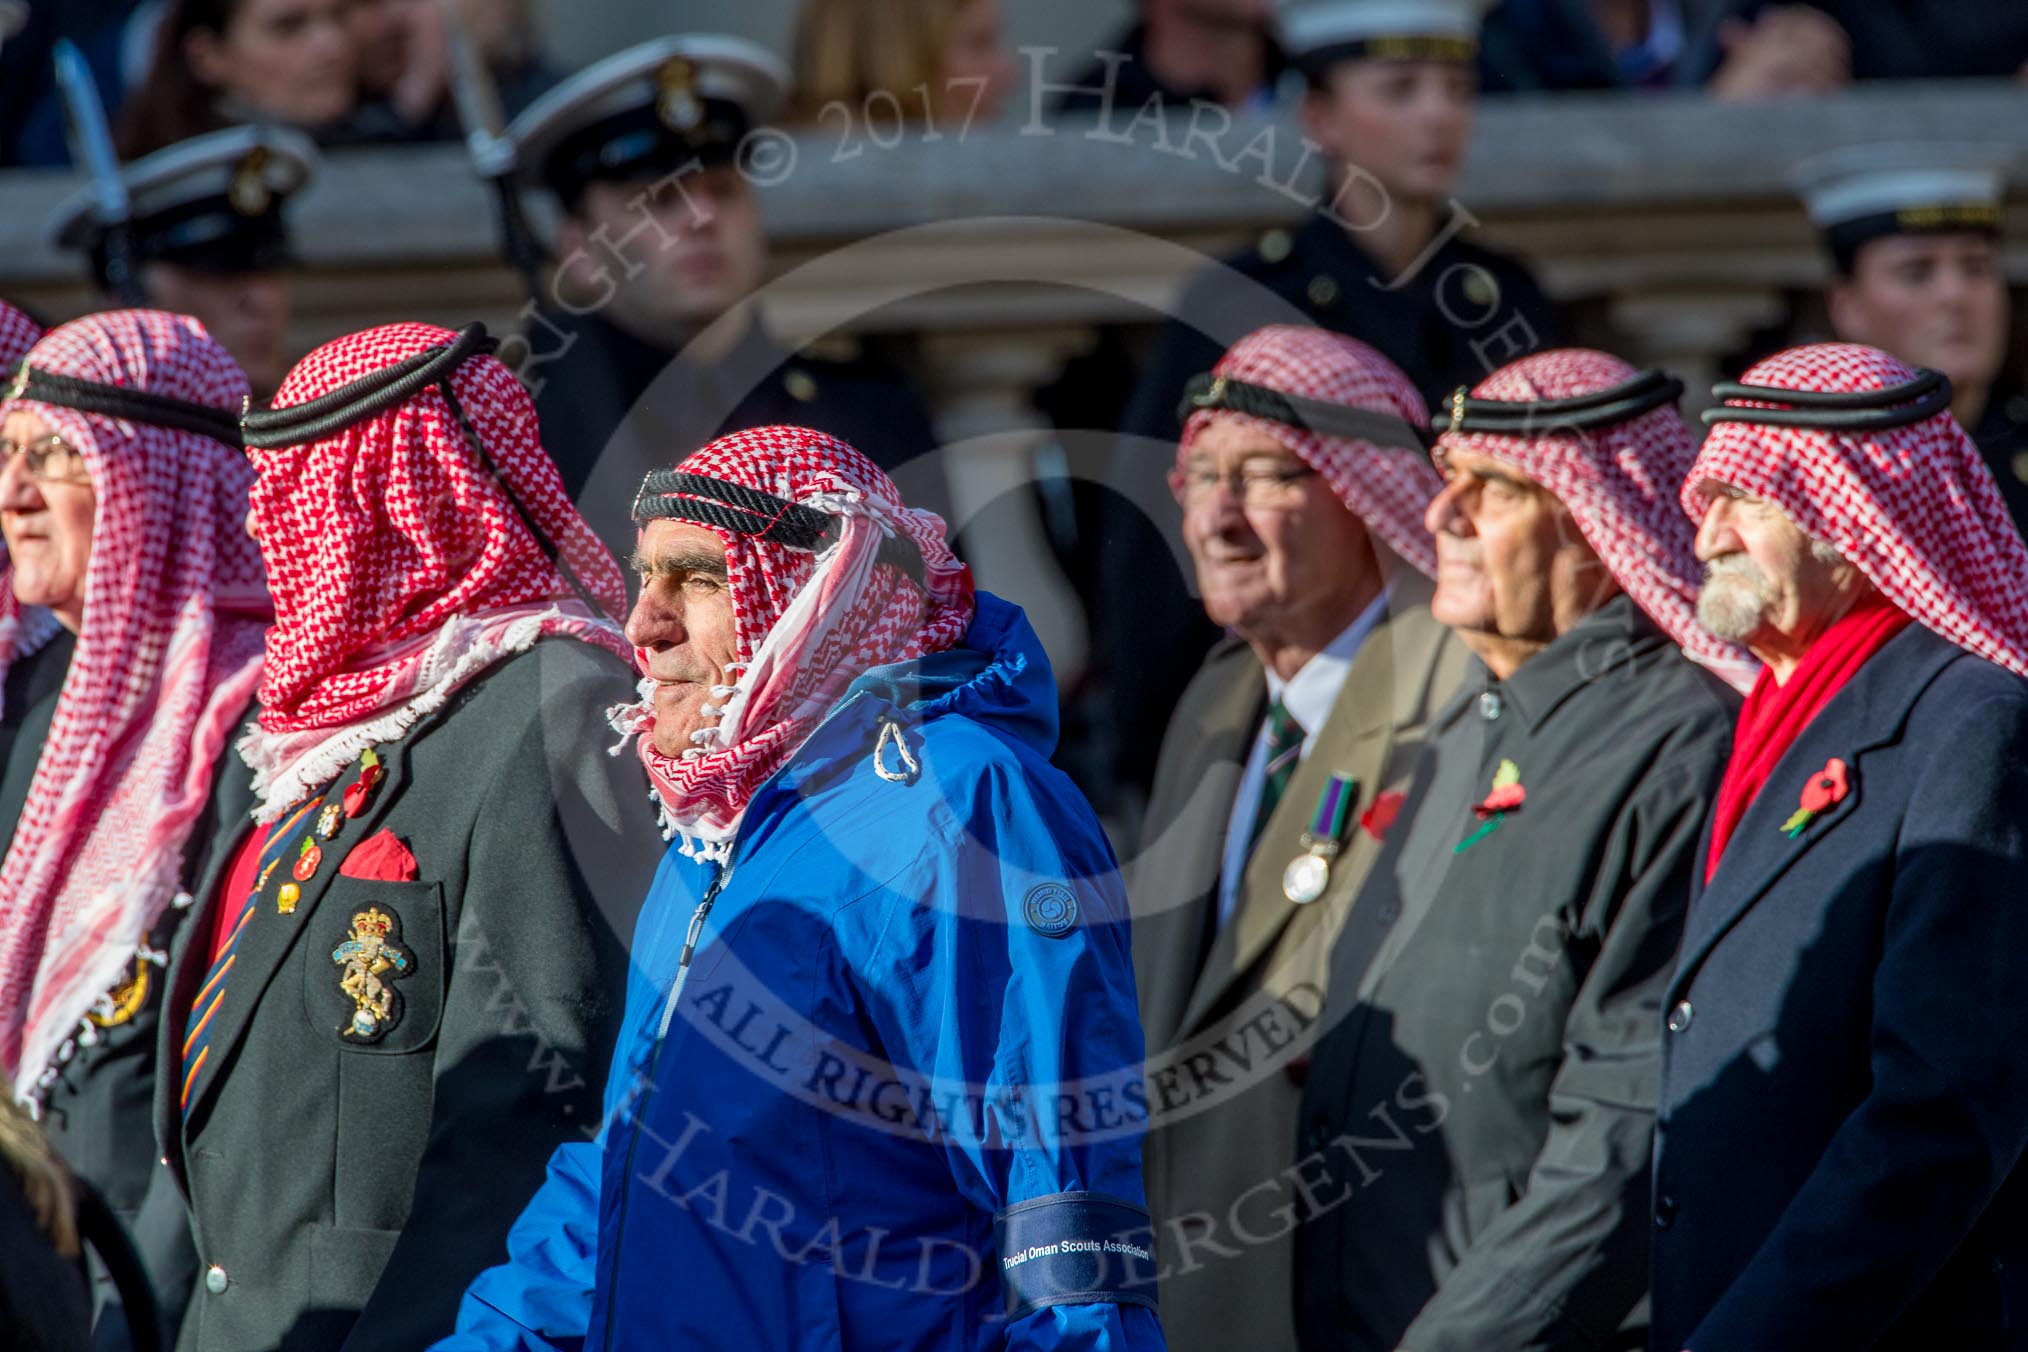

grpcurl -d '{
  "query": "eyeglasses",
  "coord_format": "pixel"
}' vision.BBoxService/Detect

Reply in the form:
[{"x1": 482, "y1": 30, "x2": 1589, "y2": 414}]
[
  {"x1": 1172, "y1": 462, "x2": 1319, "y2": 508},
  {"x1": 0, "y1": 434, "x2": 89, "y2": 483}
]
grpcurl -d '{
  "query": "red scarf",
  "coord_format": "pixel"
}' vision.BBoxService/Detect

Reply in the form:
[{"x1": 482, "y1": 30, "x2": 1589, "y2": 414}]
[{"x1": 1704, "y1": 594, "x2": 1912, "y2": 882}]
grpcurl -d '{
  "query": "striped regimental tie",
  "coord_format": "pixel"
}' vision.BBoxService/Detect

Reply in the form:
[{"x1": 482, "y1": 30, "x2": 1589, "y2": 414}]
[
  {"x1": 1245, "y1": 697, "x2": 1306, "y2": 858},
  {"x1": 179, "y1": 799, "x2": 319, "y2": 1118}
]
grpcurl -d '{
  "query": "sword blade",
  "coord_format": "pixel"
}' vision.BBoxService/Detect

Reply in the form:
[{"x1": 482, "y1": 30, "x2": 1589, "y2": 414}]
[
  {"x1": 52, "y1": 39, "x2": 128, "y2": 226},
  {"x1": 439, "y1": 0, "x2": 514, "y2": 177}
]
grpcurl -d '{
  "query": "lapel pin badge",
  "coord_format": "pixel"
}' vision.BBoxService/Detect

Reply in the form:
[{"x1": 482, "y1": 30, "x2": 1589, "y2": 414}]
[
  {"x1": 1457, "y1": 759, "x2": 1525, "y2": 854},
  {"x1": 1360, "y1": 789, "x2": 1406, "y2": 842},
  {"x1": 293, "y1": 834, "x2": 322, "y2": 883},
  {"x1": 342, "y1": 749, "x2": 384, "y2": 819},
  {"x1": 1780, "y1": 757, "x2": 1849, "y2": 838}
]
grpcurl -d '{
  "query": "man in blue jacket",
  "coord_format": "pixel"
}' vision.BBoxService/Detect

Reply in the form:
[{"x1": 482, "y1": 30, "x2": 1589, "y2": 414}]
[{"x1": 441, "y1": 426, "x2": 1166, "y2": 1351}]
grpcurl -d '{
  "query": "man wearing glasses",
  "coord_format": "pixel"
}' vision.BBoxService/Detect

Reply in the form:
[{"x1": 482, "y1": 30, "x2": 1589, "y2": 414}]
[{"x1": 1128, "y1": 324, "x2": 1467, "y2": 1352}]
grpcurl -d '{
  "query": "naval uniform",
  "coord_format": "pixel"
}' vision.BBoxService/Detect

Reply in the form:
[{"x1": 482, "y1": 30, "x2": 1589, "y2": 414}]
[
  {"x1": 527, "y1": 310, "x2": 944, "y2": 565},
  {"x1": 486, "y1": 35, "x2": 951, "y2": 566},
  {"x1": 1971, "y1": 381, "x2": 2028, "y2": 540},
  {"x1": 1793, "y1": 141, "x2": 2025, "y2": 545}
]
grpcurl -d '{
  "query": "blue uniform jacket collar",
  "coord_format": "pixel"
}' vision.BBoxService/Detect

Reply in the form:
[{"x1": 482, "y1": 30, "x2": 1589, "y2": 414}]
[
  {"x1": 842, "y1": 591, "x2": 1056, "y2": 753},
  {"x1": 701, "y1": 592, "x2": 1057, "y2": 852}
]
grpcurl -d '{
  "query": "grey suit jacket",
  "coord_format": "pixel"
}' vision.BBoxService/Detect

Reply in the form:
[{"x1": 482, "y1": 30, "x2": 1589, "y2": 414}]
[{"x1": 1130, "y1": 573, "x2": 1469, "y2": 1352}]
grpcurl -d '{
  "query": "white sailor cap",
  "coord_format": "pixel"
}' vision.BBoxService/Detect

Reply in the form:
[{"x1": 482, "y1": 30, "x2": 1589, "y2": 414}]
[
  {"x1": 1792, "y1": 143, "x2": 2008, "y2": 271},
  {"x1": 1277, "y1": 0, "x2": 1489, "y2": 70},
  {"x1": 503, "y1": 34, "x2": 789, "y2": 204},
  {"x1": 47, "y1": 124, "x2": 318, "y2": 282}
]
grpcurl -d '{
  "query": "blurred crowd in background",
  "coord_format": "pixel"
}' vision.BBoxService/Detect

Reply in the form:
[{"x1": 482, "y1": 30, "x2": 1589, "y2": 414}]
[{"x1": 4, "y1": 0, "x2": 2028, "y2": 171}]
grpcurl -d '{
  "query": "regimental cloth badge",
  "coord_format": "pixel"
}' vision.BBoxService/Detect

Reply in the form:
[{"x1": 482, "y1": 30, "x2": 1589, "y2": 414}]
[{"x1": 332, "y1": 906, "x2": 413, "y2": 1042}]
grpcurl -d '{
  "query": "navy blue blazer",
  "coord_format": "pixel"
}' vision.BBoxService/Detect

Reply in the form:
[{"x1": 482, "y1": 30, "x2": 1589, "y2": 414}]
[{"x1": 1651, "y1": 623, "x2": 2028, "y2": 1351}]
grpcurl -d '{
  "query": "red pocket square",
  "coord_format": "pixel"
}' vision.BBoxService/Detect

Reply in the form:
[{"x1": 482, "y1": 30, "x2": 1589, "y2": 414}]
[{"x1": 339, "y1": 830, "x2": 420, "y2": 882}]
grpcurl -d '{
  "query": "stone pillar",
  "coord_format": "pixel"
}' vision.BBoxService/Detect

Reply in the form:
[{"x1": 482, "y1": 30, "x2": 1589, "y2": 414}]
[
  {"x1": 1608, "y1": 290, "x2": 1788, "y2": 414},
  {"x1": 917, "y1": 329, "x2": 1094, "y2": 690}
]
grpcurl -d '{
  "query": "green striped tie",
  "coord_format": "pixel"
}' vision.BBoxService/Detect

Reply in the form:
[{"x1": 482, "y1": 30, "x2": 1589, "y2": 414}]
[{"x1": 1246, "y1": 698, "x2": 1305, "y2": 858}]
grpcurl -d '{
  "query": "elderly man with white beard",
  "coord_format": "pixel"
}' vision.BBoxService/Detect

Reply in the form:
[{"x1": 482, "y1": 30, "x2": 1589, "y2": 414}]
[{"x1": 1651, "y1": 343, "x2": 2028, "y2": 1352}]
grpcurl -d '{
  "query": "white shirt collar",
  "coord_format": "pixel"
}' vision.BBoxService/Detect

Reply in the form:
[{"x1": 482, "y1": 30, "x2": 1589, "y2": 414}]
[{"x1": 1263, "y1": 583, "x2": 1392, "y2": 745}]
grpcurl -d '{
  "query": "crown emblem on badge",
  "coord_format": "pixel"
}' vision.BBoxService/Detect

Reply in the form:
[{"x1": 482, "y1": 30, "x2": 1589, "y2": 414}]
[
  {"x1": 351, "y1": 907, "x2": 394, "y2": 940},
  {"x1": 228, "y1": 147, "x2": 271, "y2": 215},
  {"x1": 656, "y1": 58, "x2": 704, "y2": 133}
]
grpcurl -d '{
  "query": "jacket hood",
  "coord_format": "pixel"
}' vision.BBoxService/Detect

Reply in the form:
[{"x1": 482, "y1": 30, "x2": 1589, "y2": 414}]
[{"x1": 844, "y1": 591, "x2": 1059, "y2": 758}]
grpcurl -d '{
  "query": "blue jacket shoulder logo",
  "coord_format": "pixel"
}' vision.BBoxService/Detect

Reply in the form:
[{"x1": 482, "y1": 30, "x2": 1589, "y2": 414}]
[{"x1": 1023, "y1": 883, "x2": 1079, "y2": 938}]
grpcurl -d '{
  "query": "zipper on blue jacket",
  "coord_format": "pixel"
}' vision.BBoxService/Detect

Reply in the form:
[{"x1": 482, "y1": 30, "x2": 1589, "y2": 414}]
[
  {"x1": 592, "y1": 694, "x2": 902, "y2": 1344},
  {"x1": 600, "y1": 853, "x2": 735, "y2": 1348}
]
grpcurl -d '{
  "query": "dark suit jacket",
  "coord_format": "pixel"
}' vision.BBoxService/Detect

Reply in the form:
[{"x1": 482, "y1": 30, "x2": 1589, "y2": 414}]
[
  {"x1": 1652, "y1": 624, "x2": 2028, "y2": 1351},
  {"x1": 155, "y1": 640, "x2": 661, "y2": 1352},
  {"x1": 1297, "y1": 597, "x2": 1737, "y2": 1352},
  {"x1": 0, "y1": 629, "x2": 74, "y2": 860}
]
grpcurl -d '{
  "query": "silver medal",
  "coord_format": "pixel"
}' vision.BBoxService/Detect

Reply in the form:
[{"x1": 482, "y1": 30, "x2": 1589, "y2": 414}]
[{"x1": 1282, "y1": 852, "x2": 1330, "y2": 905}]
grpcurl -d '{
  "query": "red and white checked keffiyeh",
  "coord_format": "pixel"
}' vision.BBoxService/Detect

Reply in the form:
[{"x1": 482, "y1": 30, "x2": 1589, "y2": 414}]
[
  {"x1": 1179, "y1": 324, "x2": 1442, "y2": 577},
  {"x1": 1685, "y1": 342, "x2": 2028, "y2": 676},
  {"x1": 611, "y1": 427, "x2": 975, "y2": 860},
  {"x1": 0, "y1": 301, "x2": 37, "y2": 366},
  {"x1": 0, "y1": 300, "x2": 53, "y2": 684},
  {"x1": 239, "y1": 322, "x2": 632, "y2": 819},
  {"x1": 0, "y1": 311, "x2": 270, "y2": 1094},
  {"x1": 1438, "y1": 347, "x2": 1758, "y2": 689}
]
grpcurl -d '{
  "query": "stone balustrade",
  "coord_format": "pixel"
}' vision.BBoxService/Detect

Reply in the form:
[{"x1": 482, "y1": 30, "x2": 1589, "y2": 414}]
[{"x1": 4, "y1": 82, "x2": 2022, "y2": 683}]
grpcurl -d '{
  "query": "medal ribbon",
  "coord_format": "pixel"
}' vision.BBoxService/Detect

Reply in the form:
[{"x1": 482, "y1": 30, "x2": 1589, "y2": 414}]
[{"x1": 1307, "y1": 773, "x2": 1357, "y2": 846}]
